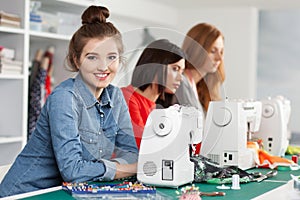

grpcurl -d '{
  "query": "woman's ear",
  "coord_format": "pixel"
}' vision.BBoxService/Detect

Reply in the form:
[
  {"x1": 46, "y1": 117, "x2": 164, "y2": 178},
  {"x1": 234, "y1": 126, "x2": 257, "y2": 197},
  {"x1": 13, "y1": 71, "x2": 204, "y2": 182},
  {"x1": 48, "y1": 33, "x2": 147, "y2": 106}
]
[{"x1": 73, "y1": 55, "x2": 80, "y2": 69}]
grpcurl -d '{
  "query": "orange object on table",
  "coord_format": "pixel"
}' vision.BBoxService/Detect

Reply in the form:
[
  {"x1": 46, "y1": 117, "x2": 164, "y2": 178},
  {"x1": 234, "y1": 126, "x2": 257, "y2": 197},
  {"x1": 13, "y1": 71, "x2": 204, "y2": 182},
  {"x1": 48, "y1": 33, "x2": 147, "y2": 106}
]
[{"x1": 247, "y1": 141, "x2": 294, "y2": 169}]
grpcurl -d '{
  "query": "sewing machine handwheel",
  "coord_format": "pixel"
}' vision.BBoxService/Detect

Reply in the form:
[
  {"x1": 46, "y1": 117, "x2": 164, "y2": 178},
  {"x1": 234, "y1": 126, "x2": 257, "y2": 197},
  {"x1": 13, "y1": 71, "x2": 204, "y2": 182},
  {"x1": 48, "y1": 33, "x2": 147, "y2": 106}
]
[
  {"x1": 153, "y1": 116, "x2": 172, "y2": 136},
  {"x1": 262, "y1": 103, "x2": 275, "y2": 118},
  {"x1": 213, "y1": 107, "x2": 232, "y2": 127}
]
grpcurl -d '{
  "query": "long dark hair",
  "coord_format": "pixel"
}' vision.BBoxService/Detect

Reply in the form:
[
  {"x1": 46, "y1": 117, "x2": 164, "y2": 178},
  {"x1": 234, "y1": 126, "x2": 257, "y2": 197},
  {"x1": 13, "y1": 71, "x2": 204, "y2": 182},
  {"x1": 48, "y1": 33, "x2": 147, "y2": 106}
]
[{"x1": 131, "y1": 39, "x2": 185, "y2": 98}]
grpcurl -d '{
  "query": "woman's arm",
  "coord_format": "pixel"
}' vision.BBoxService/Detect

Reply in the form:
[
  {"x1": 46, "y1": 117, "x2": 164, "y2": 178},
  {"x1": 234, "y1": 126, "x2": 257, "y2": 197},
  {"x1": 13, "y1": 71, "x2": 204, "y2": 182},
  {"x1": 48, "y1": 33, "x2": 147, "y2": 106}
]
[{"x1": 48, "y1": 89, "x2": 114, "y2": 182}]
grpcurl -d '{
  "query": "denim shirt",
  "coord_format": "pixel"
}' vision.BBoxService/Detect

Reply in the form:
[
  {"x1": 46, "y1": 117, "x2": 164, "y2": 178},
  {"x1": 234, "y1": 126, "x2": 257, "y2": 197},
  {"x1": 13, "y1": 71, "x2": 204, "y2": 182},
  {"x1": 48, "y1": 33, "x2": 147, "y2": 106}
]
[{"x1": 0, "y1": 74, "x2": 138, "y2": 197}]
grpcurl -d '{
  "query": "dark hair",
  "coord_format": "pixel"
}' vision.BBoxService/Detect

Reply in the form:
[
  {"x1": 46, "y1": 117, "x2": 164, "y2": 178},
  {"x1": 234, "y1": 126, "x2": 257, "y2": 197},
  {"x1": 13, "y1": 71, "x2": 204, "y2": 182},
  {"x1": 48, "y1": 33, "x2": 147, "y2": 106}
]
[
  {"x1": 66, "y1": 5, "x2": 124, "y2": 71},
  {"x1": 131, "y1": 39, "x2": 185, "y2": 97}
]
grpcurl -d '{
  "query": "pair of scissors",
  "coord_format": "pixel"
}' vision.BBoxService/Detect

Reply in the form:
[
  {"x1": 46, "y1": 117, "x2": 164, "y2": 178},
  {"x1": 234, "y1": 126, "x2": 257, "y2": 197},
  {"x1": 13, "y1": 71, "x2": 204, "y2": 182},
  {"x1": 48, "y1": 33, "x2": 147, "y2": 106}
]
[{"x1": 255, "y1": 170, "x2": 278, "y2": 182}]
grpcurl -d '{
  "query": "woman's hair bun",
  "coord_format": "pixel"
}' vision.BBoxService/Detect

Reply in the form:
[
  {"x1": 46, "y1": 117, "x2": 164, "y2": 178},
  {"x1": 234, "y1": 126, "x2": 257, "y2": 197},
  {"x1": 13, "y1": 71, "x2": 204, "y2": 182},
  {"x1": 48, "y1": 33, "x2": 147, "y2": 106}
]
[{"x1": 81, "y1": 5, "x2": 110, "y2": 25}]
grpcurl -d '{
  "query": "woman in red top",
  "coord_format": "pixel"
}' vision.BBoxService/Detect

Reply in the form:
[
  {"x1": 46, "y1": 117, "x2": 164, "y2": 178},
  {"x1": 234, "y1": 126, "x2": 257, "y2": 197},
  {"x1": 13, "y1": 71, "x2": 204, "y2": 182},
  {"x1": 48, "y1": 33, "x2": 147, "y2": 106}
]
[{"x1": 122, "y1": 39, "x2": 185, "y2": 149}]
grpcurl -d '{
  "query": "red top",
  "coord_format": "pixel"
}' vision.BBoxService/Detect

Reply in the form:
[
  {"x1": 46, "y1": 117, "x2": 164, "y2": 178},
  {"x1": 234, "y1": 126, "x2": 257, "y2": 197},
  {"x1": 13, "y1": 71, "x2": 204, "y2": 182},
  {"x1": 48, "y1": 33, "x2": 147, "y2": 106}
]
[{"x1": 121, "y1": 85, "x2": 156, "y2": 149}]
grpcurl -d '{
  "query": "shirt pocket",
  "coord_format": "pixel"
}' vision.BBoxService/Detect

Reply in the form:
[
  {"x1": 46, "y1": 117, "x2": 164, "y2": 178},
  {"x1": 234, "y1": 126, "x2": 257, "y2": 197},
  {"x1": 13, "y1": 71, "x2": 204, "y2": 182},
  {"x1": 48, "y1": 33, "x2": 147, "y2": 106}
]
[{"x1": 79, "y1": 130, "x2": 100, "y2": 161}]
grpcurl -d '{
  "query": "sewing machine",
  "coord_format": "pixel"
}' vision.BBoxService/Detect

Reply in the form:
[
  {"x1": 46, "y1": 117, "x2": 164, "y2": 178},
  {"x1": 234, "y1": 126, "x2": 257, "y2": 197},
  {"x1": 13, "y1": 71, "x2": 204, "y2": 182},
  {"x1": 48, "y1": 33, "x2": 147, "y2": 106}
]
[
  {"x1": 137, "y1": 105, "x2": 203, "y2": 188},
  {"x1": 256, "y1": 96, "x2": 291, "y2": 156},
  {"x1": 200, "y1": 99, "x2": 262, "y2": 170}
]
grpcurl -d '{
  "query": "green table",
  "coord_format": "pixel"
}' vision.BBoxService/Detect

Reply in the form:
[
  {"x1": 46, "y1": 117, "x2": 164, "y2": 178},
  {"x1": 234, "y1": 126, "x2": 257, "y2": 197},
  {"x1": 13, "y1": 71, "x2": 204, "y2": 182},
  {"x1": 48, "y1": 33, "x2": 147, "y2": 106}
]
[{"x1": 21, "y1": 167, "x2": 300, "y2": 200}]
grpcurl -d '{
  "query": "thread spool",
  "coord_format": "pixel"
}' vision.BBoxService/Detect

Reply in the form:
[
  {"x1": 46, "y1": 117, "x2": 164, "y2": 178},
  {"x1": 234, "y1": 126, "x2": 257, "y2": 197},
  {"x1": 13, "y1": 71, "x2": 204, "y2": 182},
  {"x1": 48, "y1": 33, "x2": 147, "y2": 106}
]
[
  {"x1": 292, "y1": 155, "x2": 298, "y2": 164},
  {"x1": 231, "y1": 174, "x2": 241, "y2": 190}
]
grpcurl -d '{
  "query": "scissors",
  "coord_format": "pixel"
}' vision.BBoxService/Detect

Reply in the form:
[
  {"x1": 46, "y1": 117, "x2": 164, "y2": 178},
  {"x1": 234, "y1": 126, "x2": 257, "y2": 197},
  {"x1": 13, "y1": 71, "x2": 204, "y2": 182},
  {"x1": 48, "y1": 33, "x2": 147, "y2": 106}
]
[{"x1": 254, "y1": 170, "x2": 278, "y2": 182}]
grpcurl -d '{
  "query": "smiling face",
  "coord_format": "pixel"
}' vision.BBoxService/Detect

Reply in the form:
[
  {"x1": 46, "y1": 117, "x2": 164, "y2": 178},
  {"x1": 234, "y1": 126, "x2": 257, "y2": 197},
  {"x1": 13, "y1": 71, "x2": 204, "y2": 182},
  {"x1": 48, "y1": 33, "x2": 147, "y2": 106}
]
[
  {"x1": 77, "y1": 37, "x2": 120, "y2": 98},
  {"x1": 165, "y1": 58, "x2": 185, "y2": 94}
]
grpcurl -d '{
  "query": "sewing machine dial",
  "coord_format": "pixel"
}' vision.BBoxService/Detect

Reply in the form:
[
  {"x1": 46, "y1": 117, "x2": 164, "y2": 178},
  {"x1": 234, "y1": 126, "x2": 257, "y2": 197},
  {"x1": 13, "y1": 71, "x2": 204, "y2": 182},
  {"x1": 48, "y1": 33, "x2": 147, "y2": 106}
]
[
  {"x1": 212, "y1": 107, "x2": 232, "y2": 127},
  {"x1": 262, "y1": 103, "x2": 275, "y2": 118},
  {"x1": 152, "y1": 116, "x2": 172, "y2": 136}
]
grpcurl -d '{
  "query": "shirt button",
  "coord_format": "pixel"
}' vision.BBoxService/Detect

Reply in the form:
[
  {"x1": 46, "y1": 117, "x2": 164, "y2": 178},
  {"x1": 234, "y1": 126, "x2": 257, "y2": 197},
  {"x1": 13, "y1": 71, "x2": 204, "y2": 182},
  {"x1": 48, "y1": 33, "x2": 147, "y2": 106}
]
[
  {"x1": 98, "y1": 132, "x2": 101, "y2": 135},
  {"x1": 89, "y1": 139, "x2": 92, "y2": 143},
  {"x1": 99, "y1": 149, "x2": 102, "y2": 153},
  {"x1": 100, "y1": 114, "x2": 104, "y2": 117}
]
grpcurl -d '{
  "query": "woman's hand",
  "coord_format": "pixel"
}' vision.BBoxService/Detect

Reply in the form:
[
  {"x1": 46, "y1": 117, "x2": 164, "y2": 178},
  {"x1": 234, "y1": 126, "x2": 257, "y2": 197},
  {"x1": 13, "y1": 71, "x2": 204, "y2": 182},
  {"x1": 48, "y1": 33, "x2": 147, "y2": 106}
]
[{"x1": 114, "y1": 162, "x2": 137, "y2": 179}]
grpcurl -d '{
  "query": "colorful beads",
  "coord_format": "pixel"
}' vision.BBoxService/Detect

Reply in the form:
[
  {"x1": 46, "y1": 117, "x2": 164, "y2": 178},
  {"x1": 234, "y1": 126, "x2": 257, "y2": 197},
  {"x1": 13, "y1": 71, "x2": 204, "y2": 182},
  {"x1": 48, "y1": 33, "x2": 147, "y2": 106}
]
[
  {"x1": 62, "y1": 181, "x2": 156, "y2": 195},
  {"x1": 176, "y1": 184, "x2": 201, "y2": 200}
]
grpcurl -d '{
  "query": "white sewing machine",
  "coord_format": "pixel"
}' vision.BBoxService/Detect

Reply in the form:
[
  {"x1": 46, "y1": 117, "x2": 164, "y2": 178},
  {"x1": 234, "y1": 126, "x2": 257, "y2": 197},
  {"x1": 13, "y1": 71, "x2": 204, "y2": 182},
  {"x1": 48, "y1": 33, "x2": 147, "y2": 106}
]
[
  {"x1": 137, "y1": 105, "x2": 203, "y2": 188},
  {"x1": 200, "y1": 99, "x2": 262, "y2": 170},
  {"x1": 256, "y1": 96, "x2": 291, "y2": 156}
]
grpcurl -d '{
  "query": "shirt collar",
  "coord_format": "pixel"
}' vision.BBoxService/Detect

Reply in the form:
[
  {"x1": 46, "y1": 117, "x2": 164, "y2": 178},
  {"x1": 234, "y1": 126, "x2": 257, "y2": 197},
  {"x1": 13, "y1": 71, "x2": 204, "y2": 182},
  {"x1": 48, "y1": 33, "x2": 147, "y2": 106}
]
[
  {"x1": 74, "y1": 74, "x2": 113, "y2": 108},
  {"x1": 99, "y1": 85, "x2": 113, "y2": 107}
]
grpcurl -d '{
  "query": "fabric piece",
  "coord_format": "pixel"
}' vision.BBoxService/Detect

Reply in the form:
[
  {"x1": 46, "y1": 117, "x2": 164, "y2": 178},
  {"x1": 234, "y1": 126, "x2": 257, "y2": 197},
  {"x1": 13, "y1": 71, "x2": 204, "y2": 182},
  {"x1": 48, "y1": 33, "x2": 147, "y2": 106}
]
[
  {"x1": 286, "y1": 145, "x2": 300, "y2": 155},
  {"x1": 190, "y1": 155, "x2": 252, "y2": 184},
  {"x1": 43, "y1": 50, "x2": 53, "y2": 100},
  {"x1": 27, "y1": 66, "x2": 47, "y2": 137},
  {"x1": 247, "y1": 141, "x2": 295, "y2": 169}
]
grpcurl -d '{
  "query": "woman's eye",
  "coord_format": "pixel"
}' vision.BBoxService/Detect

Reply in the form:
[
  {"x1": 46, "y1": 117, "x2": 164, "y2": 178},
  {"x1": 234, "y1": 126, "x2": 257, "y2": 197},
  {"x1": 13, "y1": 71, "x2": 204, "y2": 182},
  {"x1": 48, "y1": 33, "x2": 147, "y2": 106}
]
[
  {"x1": 108, "y1": 55, "x2": 117, "y2": 60},
  {"x1": 172, "y1": 66, "x2": 179, "y2": 72},
  {"x1": 87, "y1": 55, "x2": 97, "y2": 60}
]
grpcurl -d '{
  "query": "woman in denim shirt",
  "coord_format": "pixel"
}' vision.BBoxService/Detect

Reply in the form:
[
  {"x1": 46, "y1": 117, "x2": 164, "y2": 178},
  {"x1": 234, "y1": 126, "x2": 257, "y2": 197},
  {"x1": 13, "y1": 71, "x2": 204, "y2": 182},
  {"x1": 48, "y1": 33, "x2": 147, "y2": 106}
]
[{"x1": 0, "y1": 5, "x2": 138, "y2": 197}]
